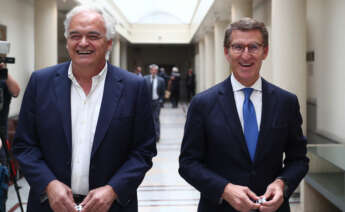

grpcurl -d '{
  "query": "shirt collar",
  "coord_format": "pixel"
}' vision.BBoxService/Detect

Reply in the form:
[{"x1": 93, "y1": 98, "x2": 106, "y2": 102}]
[
  {"x1": 231, "y1": 74, "x2": 262, "y2": 92},
  {"x1": 68, "y1": 62, "x2": 108, "y2": 84}
]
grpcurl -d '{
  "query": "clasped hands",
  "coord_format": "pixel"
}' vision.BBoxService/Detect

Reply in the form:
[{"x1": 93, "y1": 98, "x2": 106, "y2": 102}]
[
  {"x1": 46, "y1": 180, "x2": 117, "y2": 212},
  {"x1": 222, "y1": 179, "x2": 285, "y2": 212}
]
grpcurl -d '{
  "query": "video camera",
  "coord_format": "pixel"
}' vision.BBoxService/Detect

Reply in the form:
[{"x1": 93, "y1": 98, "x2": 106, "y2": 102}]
[{"x1": 0, "y1": 41, "x2": 15, "y2": 80}]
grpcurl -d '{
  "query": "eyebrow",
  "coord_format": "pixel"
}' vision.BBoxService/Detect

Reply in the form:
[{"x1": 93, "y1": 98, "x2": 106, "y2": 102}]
[
  {"x1": 68, "y1": 31, "x2": 102, "y2": 36},
  {"x1": 231, "y1": 42, "x2": 262, "y2": 45}
]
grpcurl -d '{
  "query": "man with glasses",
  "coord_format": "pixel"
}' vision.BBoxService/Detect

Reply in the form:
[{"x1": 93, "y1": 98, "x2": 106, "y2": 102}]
[
  {"x1": 13, "y1": 4, "x2": 156, "y2": 212},
  {"x1": 179, "y1": 17, "x2": 309, "y2": 212}
]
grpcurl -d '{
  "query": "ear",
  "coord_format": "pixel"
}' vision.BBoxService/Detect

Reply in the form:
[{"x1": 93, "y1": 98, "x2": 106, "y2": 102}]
[
  {"x1": 262, "y1": 45, "x2": 269, "y2": 60},
  {"x1": 224, "y1": 47, "x2": 230, "y2": 56}
]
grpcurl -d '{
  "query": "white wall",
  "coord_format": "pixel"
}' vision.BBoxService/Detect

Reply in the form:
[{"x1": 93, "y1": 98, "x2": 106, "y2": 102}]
[
  {"x1": 306, "y1": 0, "x2": 323, "y2": 101},
  {"x1": 253, "y1": 0, "x2": 272, "y2": 82},
  {"x1": 0, "y1": 0, "x2": 35, "y2": 116},
  {"x1": 307, "y1": 0, "x2": 345, "y2": 143},
  {"x1": 34, "y1": 0, "x2": 57, "y2": 69}
]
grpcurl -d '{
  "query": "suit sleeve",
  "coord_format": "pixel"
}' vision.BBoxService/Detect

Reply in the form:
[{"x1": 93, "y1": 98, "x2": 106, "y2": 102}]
[
  {"x1": 13, "y1": 73, "x2": 57, "y2": 194},
  {"x1": 107, "y1": 78, "x2": 157, "y2": 205},
  {"x1": 279, "y1": 95, "x2": 309, "y2": 198},
  {"x1": 179, "y1": 96, "x2": 228, "y2": 204},
  {"x1": 159, "y1": 78, "x2": 165, "y2": 102}
]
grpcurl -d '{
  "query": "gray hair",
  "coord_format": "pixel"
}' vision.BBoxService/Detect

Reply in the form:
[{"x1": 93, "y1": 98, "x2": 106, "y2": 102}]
[
  {"x1": 224, "y1": 17, "x2": 268, "y2": 48},
  {"x1": 64, "y1": 3, "x2": 116, "y2": 41},
  {"x1": 149, "y1": 64, "x2": 159, "y2": 70}
]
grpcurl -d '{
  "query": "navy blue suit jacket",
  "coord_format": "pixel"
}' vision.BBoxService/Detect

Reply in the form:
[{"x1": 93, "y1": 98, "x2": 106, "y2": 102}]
[
  {"x1": 179, "y1": 77, "x2": 309, "y2": 212},
  {"x1": 144, "y1": 75, "x2": 165, "y2": 102},
  {"x1": 13, "y1": 62, "x2": 157, "y2": 212}
]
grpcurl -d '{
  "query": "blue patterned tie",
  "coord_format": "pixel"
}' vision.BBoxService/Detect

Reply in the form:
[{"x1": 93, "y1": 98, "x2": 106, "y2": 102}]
[{"x1": 242, "y1": 88, "x2": 259, "y2": 161}]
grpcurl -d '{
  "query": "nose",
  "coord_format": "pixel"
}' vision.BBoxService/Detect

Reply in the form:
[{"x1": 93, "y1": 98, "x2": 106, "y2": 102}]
[
  {"x1": 78, "y1": 36, "x2": 89, "y2": 47},
  {"x1": 241, "y1": 48, "x2": 252, "y2": 59}
]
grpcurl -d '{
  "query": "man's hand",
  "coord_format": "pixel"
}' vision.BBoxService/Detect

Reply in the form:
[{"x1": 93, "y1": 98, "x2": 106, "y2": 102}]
[
  {"x1": 0, "y1": 63, "x2": 20, "y2": 97},
  {"x1": 6, "y1": 73, "x2": 20, "y2": 97},
  {"x1": 222, "y1": 183, "x2": 260, "y2": 212},
  {"x1": 259, "y1": 179, "x2": 285, "y2": 212},
  {"x1": 46, "y1": 180, "x2": 76, "y2": 212},
  {"x1": 81, "y1": 185, "x2": 117, "y2": 212}
]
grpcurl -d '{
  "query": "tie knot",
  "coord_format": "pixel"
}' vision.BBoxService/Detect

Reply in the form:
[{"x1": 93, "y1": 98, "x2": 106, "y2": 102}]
[{"x1": 243, "y1": 88, "x2": 253, "y2": 100}]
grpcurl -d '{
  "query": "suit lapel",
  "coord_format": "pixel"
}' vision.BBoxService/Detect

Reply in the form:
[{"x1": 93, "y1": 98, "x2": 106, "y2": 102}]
[
  {"x1": 254, "y1": 78, "x2": 276, "y2": 163},
  {"x1": 91, "y1": 64, "x2": 124, "y2": 157},
  {"x1": 218, "y1": 77, "x2": 252, "y2": 162},
  {"x1": 54, "y1": 62, "x2": 72, "y2": 156}
]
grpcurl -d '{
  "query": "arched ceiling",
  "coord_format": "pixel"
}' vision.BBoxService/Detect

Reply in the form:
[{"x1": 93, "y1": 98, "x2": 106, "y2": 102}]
[
  {"x1": 114, "y1": 0, "x2": 199, "y2": 24},
  {"x1": 61, "y1": 0, "x2": 231, "y2": 44}
]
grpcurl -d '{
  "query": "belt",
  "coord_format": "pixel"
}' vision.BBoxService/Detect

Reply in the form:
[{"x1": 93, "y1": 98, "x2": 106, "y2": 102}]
[{"x1": 73, "y1": 194, "x2": 86, "y2": 204}]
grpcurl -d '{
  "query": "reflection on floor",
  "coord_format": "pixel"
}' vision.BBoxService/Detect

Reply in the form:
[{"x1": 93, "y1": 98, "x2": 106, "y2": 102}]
[
  {"x1": 138, "y1": 104, "x2": 199, "y2": 211},
  {"x1": 6, "y1": 103, "x2": 301, "y2": 212}
]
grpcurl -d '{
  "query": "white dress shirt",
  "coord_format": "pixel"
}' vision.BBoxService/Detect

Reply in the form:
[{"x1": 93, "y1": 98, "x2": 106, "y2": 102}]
[
  {"x1": 231, "y1": 74, "x2": 262, "y2": 132},
  {"x1": 68, "y1": 63, "x2": 107, "y2": 195},
  {"x1": 151, "y1": 75, "x2": 159, "y2": 100}
]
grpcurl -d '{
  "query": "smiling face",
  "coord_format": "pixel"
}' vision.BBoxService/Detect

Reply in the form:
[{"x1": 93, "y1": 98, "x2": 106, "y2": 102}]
[
  {"x1": 66, "y1": 10, "x2": 112, "y2": 70},
  {"x1": 224, "y1": 29, "x2": 268, "y2": 87}
]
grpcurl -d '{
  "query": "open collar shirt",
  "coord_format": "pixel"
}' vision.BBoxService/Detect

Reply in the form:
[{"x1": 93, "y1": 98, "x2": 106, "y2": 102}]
[{"x1": 68, "y1": 62, "x2": 107, "y2": 195}]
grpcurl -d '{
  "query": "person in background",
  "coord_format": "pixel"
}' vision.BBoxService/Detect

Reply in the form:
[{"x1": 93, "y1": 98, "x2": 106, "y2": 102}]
[
  {"x1": 0, "y1": 63, "x2": 20, "y2": 212},
  {"x1": 134, "y1": 66, "x2": 143, "y2": 77},
  {"x1": 179, "y1": 17, "x2": 309, "y2": 212},
  {"x1": 13, "y1": 4, "x2": 156, "y2": 212},
  {"x1": 158, "y1": 67, "x2": 169, "y2": 88},
  {"x1": 144, "y1": 64, "x2": 165, "y2": 142},
  {"x1": 185, "y1": 68, "x2": 195, "y2": 102},
  {"x1": 170, "y1": 66, "x2": 180, "y2": 108}
]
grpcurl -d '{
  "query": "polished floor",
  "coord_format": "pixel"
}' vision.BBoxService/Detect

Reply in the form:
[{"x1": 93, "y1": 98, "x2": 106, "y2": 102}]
[{"x1": 6, "y1": 103, "x2": 301, "y2": 212}]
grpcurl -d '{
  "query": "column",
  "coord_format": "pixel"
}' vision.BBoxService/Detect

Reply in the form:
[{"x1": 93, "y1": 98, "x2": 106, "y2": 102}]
[
  {"x1": 204, "y1": 32, "x2": 214, "y2": 89},
  {"x1": 112, "y1": 36, "x2": 120, "y2": 67},
  {"x1": 120, "y1": 41, "x2": 127, "y2": 70},
  {"x1": 231, "y1": 0, "x2": 253, "y2": 22},
  {"x1": 194, "y1": 44, "x2": 200, "y2": 93},
  {"x1": 198, "y1": 39, "x2": 205, "y2": 92},
  {"x1": 35, "y1": 0, "x2": 57, "y2": 70},
  {"x1": 214, "y1": 21, "x2": 230, "y2": 84},
  {"x1": 271, "y1": 0, "x2": 307, "y2": 133},
  {"x1": 271, "y1": 1, "x2": 308, "y2": 210}
]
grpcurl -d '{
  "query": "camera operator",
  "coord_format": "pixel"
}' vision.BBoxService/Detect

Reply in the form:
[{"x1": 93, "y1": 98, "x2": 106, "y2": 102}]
[{"x1": 0, "y1": 63, "x2": 20, "y2": 211}]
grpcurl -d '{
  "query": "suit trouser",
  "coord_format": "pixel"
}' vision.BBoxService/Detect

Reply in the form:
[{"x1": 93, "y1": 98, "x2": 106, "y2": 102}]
[
  {"x1": 170, "y1": 90, "x2": 179, "y2": 107},
  {"x1": 152, "y1": 99, "x2": 161, "y2": 141}
]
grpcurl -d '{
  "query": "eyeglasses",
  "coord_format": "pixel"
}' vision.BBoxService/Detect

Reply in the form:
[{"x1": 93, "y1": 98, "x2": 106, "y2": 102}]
[
  {"x1": 230, "y1": 42, "x2": 264, "y2": 55},
  {"x1": 68, "y1": 31, "x2": 105, "y2": 42}
]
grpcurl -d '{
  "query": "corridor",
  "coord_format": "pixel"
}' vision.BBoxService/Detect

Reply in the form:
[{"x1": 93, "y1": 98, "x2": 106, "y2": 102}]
[
  {"x1": 6, "y1": 104, "x2": 301, "y2": 212},
  {"x1": 137, "y1": 104, "x2": 198, "y2": 211}
]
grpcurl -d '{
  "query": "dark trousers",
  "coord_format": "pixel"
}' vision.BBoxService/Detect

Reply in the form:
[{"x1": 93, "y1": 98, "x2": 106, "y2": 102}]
[
  {"x1": 152, "y1": 100, "x2": 161, "y2": 142},
  {"x1": 186, "y1": 87, "x2": 195, "y2": 102},
  {"x1": 170, "y1": 90, "x2": 179, "y2": 108}
]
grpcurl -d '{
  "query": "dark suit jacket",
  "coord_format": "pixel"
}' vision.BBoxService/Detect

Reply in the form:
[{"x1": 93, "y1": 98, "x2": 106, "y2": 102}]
[
  {"x1": 13, "y1": 62, "x2": 157, "y2": 212},
  {"x1": 179, "y1": 77, "x2": 309, "y2": 212},
  {"x1": 144, "y1": 75, "x2": 165, "y2": 102}
]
